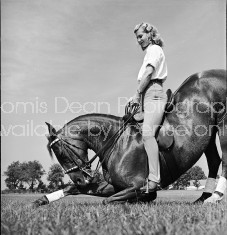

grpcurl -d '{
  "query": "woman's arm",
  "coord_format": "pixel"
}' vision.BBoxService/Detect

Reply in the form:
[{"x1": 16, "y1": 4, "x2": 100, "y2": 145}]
[
  {"x1": 132, "y1": 65, "x2": 154, "y2": 104},
  {"x1": 137, "y1": 64, "x2": 154, "y2": 94}
]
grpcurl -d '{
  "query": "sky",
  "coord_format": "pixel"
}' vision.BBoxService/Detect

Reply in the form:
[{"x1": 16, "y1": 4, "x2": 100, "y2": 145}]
[{"x1": 1, "y1": 0, "x2": 226, "y2": 189}]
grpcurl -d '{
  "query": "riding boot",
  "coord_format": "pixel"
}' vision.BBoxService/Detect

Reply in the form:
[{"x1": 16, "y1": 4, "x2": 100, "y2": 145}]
[{"x1": 140, "y1": 178, "x2": 157, "y2": 193}]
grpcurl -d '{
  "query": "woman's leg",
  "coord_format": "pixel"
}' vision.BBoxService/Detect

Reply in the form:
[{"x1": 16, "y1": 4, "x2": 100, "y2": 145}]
[
  {"x1": 142, "y1": 84, "x2": 167, "y2": 186},
  {"x1": 143, "y1": 100, "x2": 165, "y2": 183}
]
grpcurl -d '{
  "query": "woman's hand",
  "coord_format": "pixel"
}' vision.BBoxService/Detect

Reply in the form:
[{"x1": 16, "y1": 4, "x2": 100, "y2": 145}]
[
  {"x1": 132, "y1": 91, "x2": 141, "y2": 105},
  {"x1": 125, "y1": 92, "x2": 141, "y2": 115}
]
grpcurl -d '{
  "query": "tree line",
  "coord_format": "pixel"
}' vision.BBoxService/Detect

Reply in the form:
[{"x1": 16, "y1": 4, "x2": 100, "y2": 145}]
[
  {"x1": 170, "y1": 166, "x2": 207, "y2": 190},
  {"x1": 3, "y1": 161, "x2": 67, "y2": 193},
  {"x1": 3, "y1": 160, "x2": 207, "y2": 193}
]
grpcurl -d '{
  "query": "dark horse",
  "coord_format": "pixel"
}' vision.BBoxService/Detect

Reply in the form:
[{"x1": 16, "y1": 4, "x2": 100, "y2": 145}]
[{"x1": 33, "y1": 69, "x2": 226, "y2": 207}]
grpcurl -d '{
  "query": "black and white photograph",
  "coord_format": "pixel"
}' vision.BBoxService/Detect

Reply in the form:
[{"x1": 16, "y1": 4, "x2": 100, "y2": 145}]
[{"x1": 1, "y1": 0, "x2": 226, "y2": 234}]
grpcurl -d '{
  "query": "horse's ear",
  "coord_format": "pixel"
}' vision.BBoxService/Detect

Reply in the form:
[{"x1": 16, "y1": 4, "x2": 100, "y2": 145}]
[
  {"x1": 45, "y1": 134, "x2": 50, "y2": 140},
  {"x1": 45, "y1": 122, "x2": 57, "y2": 136}
]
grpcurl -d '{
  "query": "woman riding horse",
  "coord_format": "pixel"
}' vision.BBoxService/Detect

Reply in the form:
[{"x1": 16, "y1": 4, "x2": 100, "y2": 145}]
[
  {"x1": 31, "y1": 22, "x2": 226, "y2": 207},
  {"x1": 130, "y1": 23, "x2": 167, "y2": 192},
  {"x1": 32, "y1": 68, "x2": 226, "y2": 207}
]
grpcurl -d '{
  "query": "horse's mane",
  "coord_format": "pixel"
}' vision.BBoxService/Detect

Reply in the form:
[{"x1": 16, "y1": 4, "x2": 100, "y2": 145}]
[
  {"x1": 56, "y1": 113, "x2": 122, "y2": 137},
  {"x1": 46, "y1": 113, "x2": 122, "y2": 158},
  {"x1": 64, "y1": 113, "x2": 122, "y2": 128}
]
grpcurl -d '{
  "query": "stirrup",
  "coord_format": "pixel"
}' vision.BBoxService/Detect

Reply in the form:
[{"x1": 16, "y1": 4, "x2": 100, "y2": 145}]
[{"x1": 145, "y1": 178, "x2": 149, "y2": 194}]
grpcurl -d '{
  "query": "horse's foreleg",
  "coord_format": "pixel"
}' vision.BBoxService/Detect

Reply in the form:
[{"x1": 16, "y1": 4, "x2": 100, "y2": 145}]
[
  {"x1": 96, "y1": 182, "x2": 116, "y2": 196},
  {"x1": 103, "y1": 186, "x2": 139, "y2": 204},
  {"x1": 32, "y1": 194, "x2": 49, "y2": 208},
  {"x1": 32, "y1": 185, "x2": 78, "y2": 208},
  {"x1": 194, "y1": 133, "x2": 221, "y2": 204},
  {"x1": 204, "y1": 123, "x2": 227, "y2": 204}
]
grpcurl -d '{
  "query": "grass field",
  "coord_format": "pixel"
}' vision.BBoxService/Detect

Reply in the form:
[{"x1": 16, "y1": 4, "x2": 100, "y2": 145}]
[{"x1": 1, "y1": 190, "x2": 227, "y2": 235}]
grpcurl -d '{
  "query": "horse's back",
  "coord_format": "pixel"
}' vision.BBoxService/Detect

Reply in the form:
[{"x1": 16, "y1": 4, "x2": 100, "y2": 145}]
[
  {"x1": 177, "y1": 69, "x2": 226, "y2": 98},
  {"x1": 174, "y1": 69, "x2": 226, "y2": 120},
  {"x1": 198, "y1": 69, "x2": 226, "y2": 100}
]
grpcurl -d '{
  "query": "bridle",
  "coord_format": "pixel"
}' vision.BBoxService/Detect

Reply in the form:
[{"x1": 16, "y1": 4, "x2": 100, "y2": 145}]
[
  {"x1": 49, "y1": 104, "x2": 140, "y2": 182},
  {"x1": 49, "y1": 136, "x2": 94, "y2": 179}
]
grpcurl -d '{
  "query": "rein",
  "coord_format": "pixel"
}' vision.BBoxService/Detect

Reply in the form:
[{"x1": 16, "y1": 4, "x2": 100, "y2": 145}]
[
  {"x1": 88, "y1": 104, "x2": 140, "y2": 180},
  {"x1": 89, "y1": 104, "x2": 140, "y2": 179}
]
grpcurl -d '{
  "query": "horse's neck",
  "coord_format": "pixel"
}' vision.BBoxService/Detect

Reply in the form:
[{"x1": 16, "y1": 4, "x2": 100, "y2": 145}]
[{"x1": 73, "y1": 116, "x2": 121, "y2": 154}]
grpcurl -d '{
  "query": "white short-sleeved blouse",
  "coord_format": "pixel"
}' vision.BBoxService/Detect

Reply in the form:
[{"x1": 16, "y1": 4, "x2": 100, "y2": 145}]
[{"x1": 137, "y1": 44, "x2": 167, "y2": 81}]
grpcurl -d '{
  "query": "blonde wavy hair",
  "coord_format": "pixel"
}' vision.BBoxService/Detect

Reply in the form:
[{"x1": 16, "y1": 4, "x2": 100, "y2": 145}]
[{"x1": 134, "y1": 22, "x2": 164, "y2": 48}]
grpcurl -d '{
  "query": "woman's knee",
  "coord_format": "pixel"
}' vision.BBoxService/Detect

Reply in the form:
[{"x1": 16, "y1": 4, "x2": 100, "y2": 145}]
[
  {"x1": 142, "y1": 124, "x2": 156, "y2": 139},
  {"x1": 142, "y1": 134, "x2": 155, "y2": 143}
]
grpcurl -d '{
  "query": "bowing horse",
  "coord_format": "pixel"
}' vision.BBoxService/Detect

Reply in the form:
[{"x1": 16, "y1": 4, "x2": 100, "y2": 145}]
[{"x1": 33, "y1": 69, "x2": 226, "y2": 207}]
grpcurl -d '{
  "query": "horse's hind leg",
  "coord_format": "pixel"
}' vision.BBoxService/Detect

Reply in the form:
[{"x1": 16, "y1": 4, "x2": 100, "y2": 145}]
[
  {"x1": 194, "y1": 132, "x2": 221, "y2": 203},
  {"x1": 103, "y1": 185, "x2": 157, "y2": 204},
  {"x1": 219, "y1": 133, "x2": 227, "y2": 179},
  {"x1": 204, "y1": 119, "x2": 227, "y2": 203},
  {"x1": 102, "y1": 186, "x2": 139, "y2": 204}
]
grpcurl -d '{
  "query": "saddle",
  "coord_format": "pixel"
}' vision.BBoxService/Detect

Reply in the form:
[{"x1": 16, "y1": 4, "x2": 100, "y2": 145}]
[{"x1": 124, "y1": 89, "x2": 175, "y2": 151}]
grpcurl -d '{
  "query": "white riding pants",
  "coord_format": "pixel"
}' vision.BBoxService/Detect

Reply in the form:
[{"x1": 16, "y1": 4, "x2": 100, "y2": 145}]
[{"x1": 142, "y1": 81, "x2": 167, "y2": 183}]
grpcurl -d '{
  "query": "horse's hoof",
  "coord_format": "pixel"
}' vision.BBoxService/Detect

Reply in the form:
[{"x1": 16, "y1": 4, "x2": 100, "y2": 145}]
[
  {"x1": 31, "y1": 196, "x2": 49, "y2": 208},
  {"x1": 138, "y1": 191, "x2": 157, "y2": 203},
  {"x1": 149, "y1": 191, "x2": 157, "y2": 201},
  {"x1": 193, "y1": 192, "x2": 212, "y2": 204},
  {"x1": 30, "y1": 202, "x2": 40, "y2": 209},
  {"x1": 204, "y1": 193, "x2": 223, "y2": 204},
  {"x1": 192, "y1": 200, "x2": 203, "y2": 205}
]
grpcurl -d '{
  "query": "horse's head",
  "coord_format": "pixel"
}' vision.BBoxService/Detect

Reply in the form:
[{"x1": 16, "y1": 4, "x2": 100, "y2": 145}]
[{"x1": 45, "y1": 122, "x2": 92, "y2": 188}]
